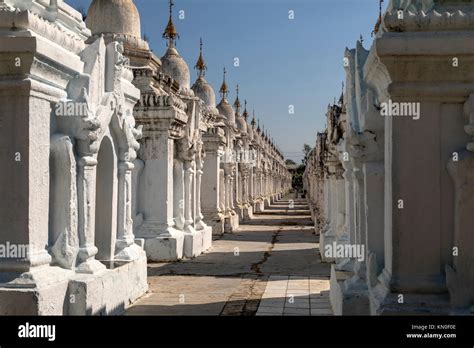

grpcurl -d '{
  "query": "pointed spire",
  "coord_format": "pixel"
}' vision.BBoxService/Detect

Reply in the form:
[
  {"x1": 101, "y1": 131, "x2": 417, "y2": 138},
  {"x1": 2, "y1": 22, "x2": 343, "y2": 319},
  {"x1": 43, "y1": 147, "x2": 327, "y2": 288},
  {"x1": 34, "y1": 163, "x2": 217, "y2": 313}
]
[
  {"x1": 374, "y1": 0, "x2": 384, "y2": 35},
  {"x1": 257, "y1": 119, "x2": 261, "y2": 133},
  {"x1": 338, "y1": 81, "x2": 344, "y2": 105},
  {"x1": 195, "y1": 38, "x2": 207, "y2": 77},
  {"x1": 219, "y1": 67, "x2": 229, "y2": 99},
  {"x1": 251, "y1": 110, "x2": 256, "y2": 127},
  {"x1": 163, "y1": 0, "x2": 179, "y2": 47},
  {"x1": 242, "y1": 100, "x2": 249, "y2": 120},
  {"x1": 234, "y1": 84, "x2": 241, "y2": 110}
]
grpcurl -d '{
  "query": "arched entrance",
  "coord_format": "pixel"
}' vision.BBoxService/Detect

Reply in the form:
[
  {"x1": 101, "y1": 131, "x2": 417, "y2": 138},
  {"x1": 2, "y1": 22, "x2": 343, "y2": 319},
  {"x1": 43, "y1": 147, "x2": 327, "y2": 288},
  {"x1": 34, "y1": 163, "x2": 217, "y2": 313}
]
[{"x1": 95, "y1": 135, "x2": 116, "y2": 261}]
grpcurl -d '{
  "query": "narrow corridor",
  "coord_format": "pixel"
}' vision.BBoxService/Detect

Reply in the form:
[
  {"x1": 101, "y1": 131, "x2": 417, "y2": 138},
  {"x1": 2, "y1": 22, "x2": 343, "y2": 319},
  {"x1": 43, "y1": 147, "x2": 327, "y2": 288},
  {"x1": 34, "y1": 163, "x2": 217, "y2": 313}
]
[{"x1": 126, "y1": 195, "x2": 332, "y2": 316}]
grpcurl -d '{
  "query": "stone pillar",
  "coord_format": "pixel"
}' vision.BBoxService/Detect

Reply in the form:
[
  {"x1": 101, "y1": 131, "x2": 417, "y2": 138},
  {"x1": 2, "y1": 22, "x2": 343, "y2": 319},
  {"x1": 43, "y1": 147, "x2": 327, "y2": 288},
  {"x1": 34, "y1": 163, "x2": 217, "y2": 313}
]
[
  {"x1": 137, "y1": 130, "x2": 184, "y2": 261},
  {"x1": 194, "y1": 142, "x2": 213, "y2": 250},
  {"x1": 202, "y1": 131, "x2": 225, "y2": 235},
  {"x1": 242, "y1": 165, "x2": 253, "y2": 220},
  {"x1": 224, "y1": 163, "x2": 238, "y2": 232},
  {"x1": 364, "y1": 161, "x2": 385, "y2": 285},
  {"x1": 320, "y1": 165, "x2": 338, "y2": 262},
  {"x1": 76, "y1": 157, "x2": 106, "y2": 274},
  {"x1": 263, "y1": 172, "x2": 270, "y2": 208},
  {"x1": 2, "y1": 78, "x2": 70, "y2": 273},
  {"x1": 446, "y1": 96, "x2": 474, "y2": 309},
  {"x1": 195, "y1": 158, "x2": 205, "y2": 229},
  {"x1": 334, "y1": 167, "x2": 347, "y2": 247},
  {"x1": 260, "y1": 170, "x2": 265, "y2": 211},
  {"x1": 182, "y1": 159, "x2": 203, "y2": 257},
  {"x1": 353, "y1": 165, "x2": 367, "y2": 276},
  {"x1": 224, "y1": 166, "x2": 232, "y2": 231},
  {"x1": 219, "y1": 168, "x2": 226, "y2": 212},
  {"x1": 341, "y1": 165, "x2": 354, "y2": 252},
  {"x1": 232, "y1": 166, "x2": 237, "y2": 210},
  {"x1": 183, "y1": 160, "x2": 195, "y2": 233},
  {"x1": 249, "y1": 167, "x2": 254, "y2": 203},
  {"x1": 115, "y1": 161, "x2": 143, "y2": 260},
  {"x1": 173, "y1": 159, "x2": 185, "y2": 231}
]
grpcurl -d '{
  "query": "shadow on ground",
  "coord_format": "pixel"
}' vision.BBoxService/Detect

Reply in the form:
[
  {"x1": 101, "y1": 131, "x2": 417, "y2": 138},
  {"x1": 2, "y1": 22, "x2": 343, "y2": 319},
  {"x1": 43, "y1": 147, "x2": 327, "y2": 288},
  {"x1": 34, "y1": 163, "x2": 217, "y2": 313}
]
[{"x1": 125, "y1": 195, "x2": 333, "y2": 316}]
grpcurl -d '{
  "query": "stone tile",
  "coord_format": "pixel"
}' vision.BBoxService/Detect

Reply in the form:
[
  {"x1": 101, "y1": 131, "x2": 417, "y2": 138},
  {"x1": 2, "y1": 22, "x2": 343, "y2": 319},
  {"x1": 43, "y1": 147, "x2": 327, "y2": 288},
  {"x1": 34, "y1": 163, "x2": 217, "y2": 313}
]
[
  {"x1": 310, "y1": 301, "x2": 331, "y2": 309},
  {"x1": 260, "y1": 298, "x2": 286, "y2": 307},
  {"x1": 126, "y1": 193, "x2": 332, "y2": 316},
  {"x1": 256, "y1": 312, "x2": 283, "y2": 316},
  {"x1": 285, "y1": 300, "x2": 310, "y2": 309},
  {"x1": 311, "y1": 309, "x2": 333, "y2": 316},
  {"x1": 310, "y1": 293, "x2": 330, "y2": 299},
  {"x1": 283, "y1": 313, "x2": 305, "y2": 316},
  {"x1": 287, "y1": 281, "x2": 310, "y2": 287},
  {"x1": 261, "y1": 293, "x2": 286, "y2": 300},
  {"x1": 268, "y1": 275, "x2": 289, "y2": 281},
  {"x1": 286, "y1": 290, "x2": 310, "y2": 296},
  {"x1": 262, "y1": 289, "x2": 287, "y2": 295},
  {"x1": 265, "y1": 282, "x2": 288, "y2": 288},
  {"x1": 287, "y1": 286, "x2": 310, "y2": 292},
  {"x1": 264, "y1": 287, "x2": 288, "y2": 294},
  {"x1": 283, "y1": 307, "x2": 310, "y2": 315},
  {"x1": 289, "y1": 275, "x2": 309, "y2": 281},
  {"x1": 257, "y1": 306, "x2": 284, "y2": 314}
]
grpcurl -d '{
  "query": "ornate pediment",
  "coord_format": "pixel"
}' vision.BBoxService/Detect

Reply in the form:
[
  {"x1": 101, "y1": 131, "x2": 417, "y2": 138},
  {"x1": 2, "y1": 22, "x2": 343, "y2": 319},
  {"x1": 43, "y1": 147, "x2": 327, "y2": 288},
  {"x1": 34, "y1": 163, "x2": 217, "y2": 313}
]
[
  {"x1": 56, "y1": 37, "x2": 141, "y2": 159},
  {"x1": 385, "y1": 0, "x2": 474, "y2": 32},
  {"x1": 387, "y1": 0, "x2": 436, "y2": 13}
]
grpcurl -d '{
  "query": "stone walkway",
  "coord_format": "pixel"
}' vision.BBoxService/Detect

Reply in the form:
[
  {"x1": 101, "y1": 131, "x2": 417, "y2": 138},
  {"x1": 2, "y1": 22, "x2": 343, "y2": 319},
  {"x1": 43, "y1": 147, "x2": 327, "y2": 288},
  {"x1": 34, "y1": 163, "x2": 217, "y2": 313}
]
[{"x1": 126, "y1": 195, "x2": 332, "y2": 316}]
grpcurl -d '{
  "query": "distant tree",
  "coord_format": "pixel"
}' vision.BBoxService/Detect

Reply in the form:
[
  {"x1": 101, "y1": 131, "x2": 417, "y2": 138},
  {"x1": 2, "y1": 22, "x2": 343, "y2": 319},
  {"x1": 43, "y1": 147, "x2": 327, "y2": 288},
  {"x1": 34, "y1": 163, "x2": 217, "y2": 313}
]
[
  {"x1": 291, "y1": 165, "x2": 305, "y2": 192},
  {"x1": 302, "y1": 144, "x2": 313, "y2": 166},
  {"x1": 285, "y1": 159, "x2": 296, "y2": 166}
]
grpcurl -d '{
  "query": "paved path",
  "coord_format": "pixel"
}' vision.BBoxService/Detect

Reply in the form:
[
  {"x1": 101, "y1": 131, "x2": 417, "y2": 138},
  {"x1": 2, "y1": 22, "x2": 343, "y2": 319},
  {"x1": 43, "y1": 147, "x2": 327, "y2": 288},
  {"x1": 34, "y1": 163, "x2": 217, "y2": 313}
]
[{"x1": 126, "y1": 195, "x2": 332, "y2": 316}]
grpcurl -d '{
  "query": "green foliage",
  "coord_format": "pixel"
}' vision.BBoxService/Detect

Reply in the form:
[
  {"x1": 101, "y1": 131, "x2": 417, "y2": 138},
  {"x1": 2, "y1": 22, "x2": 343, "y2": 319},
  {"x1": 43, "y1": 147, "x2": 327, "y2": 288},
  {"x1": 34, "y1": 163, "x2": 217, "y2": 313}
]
[
  {"x1": 291, "y1": 164, "x2": 306, "y2": 190},
  {"x1": 302, "y1": 144, "x2": 313, "y2": 166}
]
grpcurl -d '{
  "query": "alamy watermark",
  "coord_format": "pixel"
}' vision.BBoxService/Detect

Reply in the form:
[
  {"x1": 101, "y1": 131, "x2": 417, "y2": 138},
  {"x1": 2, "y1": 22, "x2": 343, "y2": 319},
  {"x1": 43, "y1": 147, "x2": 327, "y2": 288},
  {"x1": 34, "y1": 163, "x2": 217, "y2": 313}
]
[
  {"x1": 0, "y1": 242, "x2": 29, "y2": 258},
  {"x1": 324, "y1": 242, "x2": 365, "y2": 262},
  {"x1": 18, "y1": 322, "x2": 55, "y2": 342},
  {"x1": 55, "y1": 101, "x2": 88, "y2": 117},
  {"x1": 380, "y1": 99, "x2": 420, "y2": 120}
]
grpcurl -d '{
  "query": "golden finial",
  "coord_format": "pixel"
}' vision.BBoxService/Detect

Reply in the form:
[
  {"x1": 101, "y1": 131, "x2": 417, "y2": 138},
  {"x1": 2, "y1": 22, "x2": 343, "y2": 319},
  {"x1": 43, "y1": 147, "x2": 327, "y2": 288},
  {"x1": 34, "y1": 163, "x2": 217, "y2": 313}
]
[
  {"x1": 219, "y1": 67, "x2": 229, "y2": 99},
  {"x1": 374, "y1": 0, "x2": 384, "y2": 35},
  {"x1": 163, "y1": 0, "x2": 179, "y2": 47},
  {"x1": 195, "y1": 38, "x2": 207, "y2": 77},
  {"x1": 338, "y1": 81, "x2": 344, "y2": 105},
  {"x1": 243, "y1": 100, "x2": 249, "y2": 120},
  {"x1": 234, "y1": 84, "x2": 241, "y2": 109}
]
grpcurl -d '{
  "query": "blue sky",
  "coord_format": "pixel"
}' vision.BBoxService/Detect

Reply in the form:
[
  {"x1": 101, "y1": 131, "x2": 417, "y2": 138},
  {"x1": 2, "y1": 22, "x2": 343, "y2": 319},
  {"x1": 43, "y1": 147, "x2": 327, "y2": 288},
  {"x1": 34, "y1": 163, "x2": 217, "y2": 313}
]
[{"x1": 67, "y1": 0, "x2": 384, "y2": 162}]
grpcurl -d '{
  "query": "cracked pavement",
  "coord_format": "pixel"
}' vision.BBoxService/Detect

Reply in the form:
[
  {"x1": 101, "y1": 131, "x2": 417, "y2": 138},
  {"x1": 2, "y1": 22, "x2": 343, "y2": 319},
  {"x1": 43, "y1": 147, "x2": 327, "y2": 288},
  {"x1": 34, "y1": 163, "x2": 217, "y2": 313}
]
[{"x1": 125, "y1": 195, "x2": 332, "y2": 316}]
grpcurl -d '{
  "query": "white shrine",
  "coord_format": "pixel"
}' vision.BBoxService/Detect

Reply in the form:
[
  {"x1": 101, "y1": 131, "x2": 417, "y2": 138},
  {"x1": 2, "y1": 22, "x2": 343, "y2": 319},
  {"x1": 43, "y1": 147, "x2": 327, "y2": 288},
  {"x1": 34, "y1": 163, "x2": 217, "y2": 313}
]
[
  {"x1": 305, "y1": 0, "x2": 474, "y2": 315},
  {"x1": 0, "y1": 0, "x2": 291, "y2": 315}
]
